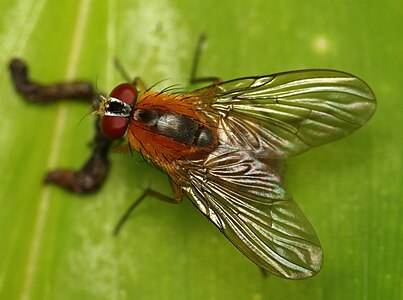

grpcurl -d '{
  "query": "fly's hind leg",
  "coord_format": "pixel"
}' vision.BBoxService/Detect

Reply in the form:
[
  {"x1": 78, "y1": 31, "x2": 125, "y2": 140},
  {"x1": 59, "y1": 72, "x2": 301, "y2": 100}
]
[
  {"x1": 114, "y1": 179, "x2": 183, "y2": 235},
  {"x1": 9, "y1": 58, "x2": 112, "y2": 193}
]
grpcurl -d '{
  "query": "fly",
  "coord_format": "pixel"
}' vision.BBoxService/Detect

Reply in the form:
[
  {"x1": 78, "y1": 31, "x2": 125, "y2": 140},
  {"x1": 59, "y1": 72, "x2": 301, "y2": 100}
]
[{"x1": 9, "y1": 36, "x2": 376, "y2": 279}]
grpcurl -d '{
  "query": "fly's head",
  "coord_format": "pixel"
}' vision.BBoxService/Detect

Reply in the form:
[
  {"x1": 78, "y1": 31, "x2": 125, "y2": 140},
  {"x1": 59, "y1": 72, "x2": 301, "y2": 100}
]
[{"x1": 95, "y1": 83, "x2": 138, "y2": 140}]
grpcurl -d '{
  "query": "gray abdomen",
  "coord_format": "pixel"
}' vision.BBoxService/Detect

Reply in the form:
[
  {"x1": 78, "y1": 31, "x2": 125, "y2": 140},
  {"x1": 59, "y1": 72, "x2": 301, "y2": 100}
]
[{"x1": 133, "y1": 109, "x2": 214, "y2": 147}]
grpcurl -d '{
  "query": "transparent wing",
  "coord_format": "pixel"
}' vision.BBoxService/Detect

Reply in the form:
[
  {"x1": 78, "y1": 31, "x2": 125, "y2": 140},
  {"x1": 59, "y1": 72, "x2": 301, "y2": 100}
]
[
  {"x1": 192, "y1": 70, "x2": 376, "y2": 157},
  {"x1": 174, "y1": 148, "x2": 323, "y2": 279}
]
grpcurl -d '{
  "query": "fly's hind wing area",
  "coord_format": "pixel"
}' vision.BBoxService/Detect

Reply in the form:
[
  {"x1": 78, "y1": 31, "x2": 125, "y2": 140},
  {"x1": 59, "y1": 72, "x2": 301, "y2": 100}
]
[
  {"x1": 192, "y1": 70, "x2": 376, "y2": 157},
  {"x1": 176, "y1": 149, "x2": 322, "y2": 279}
]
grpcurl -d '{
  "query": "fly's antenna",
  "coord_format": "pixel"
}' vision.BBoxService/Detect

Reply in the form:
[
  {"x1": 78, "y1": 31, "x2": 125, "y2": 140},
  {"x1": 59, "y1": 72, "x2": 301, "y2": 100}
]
[{"x1": 92, "y1": 95, "x2": 108, "y2": 117}]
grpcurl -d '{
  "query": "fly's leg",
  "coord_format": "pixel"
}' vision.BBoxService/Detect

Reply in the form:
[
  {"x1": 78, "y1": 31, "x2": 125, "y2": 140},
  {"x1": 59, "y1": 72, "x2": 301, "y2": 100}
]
[
  {"x1": 114, "y1": 58, "x2": 148, "y2": 92},
  {"x1": 9, "y1": 58, "x2": 112, "y2": 193},
  {"x1": 114, "y1": 180, "x2": 183, "y2": 235},
  {"x1": 189, "y1": 33, "x2": 221, "y2": 85}
]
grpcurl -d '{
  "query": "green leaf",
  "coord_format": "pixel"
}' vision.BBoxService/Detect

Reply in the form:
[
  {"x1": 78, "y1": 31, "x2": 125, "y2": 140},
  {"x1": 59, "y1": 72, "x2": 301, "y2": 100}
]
[{"x1": 0, "y1": 0, "x2": 401, "y2": 299}]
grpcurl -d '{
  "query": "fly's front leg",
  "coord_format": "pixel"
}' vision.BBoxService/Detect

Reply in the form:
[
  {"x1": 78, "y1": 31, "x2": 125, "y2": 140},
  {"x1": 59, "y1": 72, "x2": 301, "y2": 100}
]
[
  {"x1": 9, "y1": 58, "x2": 112, "y2": 193},
  {"x1": 113, "y1": 58, "x2": 148, "y2": 92}
]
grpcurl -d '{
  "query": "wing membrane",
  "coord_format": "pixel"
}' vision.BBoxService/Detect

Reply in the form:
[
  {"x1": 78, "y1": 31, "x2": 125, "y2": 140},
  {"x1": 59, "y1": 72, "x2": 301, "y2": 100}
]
[
  {"x1": 193, "y1": 70, "x2": 376, "y2": 157},
  {"x1": 175, "y1": 149, "x2": 322, "y2": 279}
]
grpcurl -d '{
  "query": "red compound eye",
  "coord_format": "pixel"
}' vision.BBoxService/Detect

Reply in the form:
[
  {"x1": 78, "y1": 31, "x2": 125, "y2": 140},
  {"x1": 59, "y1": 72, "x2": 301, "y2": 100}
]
[
  {"x1": 101, "y1": 116, "x2": 129, "y2": 140},
  {"x1": 100, "y1": 83, "x2": 138, "y2": 140},
  {"x1": 110, "y1": 83, "x2": 137, "y2": 106}
]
